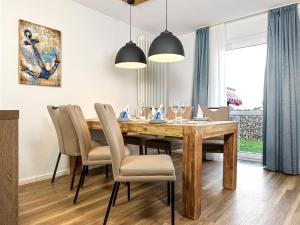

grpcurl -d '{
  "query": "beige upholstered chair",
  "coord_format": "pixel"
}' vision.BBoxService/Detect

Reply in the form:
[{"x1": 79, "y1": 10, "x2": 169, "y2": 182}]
[
  {"x1": 47, "y1": 105, "x2": 81, "y2": 190},
  {"x1": 144, "y1": 106, "x2": 193, "y2": 155},
  {"x1": 64, "y1": 105, "x2": 116, "y2": 204},
  {"x1": 201, "y1": 107, "x2": 229, "y2": 121},
  {"x1": 201, "y1": 107, "x2": 230, "y2": 159},
  {"x1": 94, "y1": 103, "x2": 176, "y2": 225}
]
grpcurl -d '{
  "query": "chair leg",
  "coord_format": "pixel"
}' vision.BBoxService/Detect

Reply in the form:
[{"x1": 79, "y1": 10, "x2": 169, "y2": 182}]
[
  {"x1": 81, "y1": 166, "x2": 88, "y2": 188},
  {"x1": 157, "y1": 148, "x2": 160, "y2": 154},
  {"x1": 103, "y1": 182, "x2": 119, "y2": 225},
  {"x1": 106, "y1": 165, "x2": 109, "y2": 179},
  {"x1": 112, "y1": 182, "x2": 120, "y2": 206},
  {"x1": 167, "y1": 182, "x2": 170, "y2": 205},
  {"x1": 73, "y1": 166, "x2": 86, "y2": 204},
  {"x1": 145, "y1": 146, "x2": 148, "y2": 155},
  {"x1": 139, "y1": 145, "x2": 143, "y2": 155},
  {"x1": 51, "y1": 153, "x2": 61, "y2": 183},
  {"x1": 70, "y1": 156, "x2": 78, "y2": 190},
  {"x1": 171, "y1": 181, "x2": 175, "y2": 225},
  {"x1": 127, "y1": 182, "x2": 131, "y2": 201}
]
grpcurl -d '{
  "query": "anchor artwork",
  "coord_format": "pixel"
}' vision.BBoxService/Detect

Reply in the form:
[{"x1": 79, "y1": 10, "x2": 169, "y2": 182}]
[{"x1": 19, "y1": 20, "x2": 61, "y2": 87}]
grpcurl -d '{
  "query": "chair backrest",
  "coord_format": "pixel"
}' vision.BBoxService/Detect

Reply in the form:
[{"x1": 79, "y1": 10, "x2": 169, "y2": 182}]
[
  {"x1": 166, "y1": 106, "x2": 193, "y2": 120},
  {"x1": 65, "y1": 105, "x2": 92, "y2": 162},
  {"x1": 201, "y1": 107, "x2": 230, "y2": 121},
  {"x1": 47, "y1": 105, "x2": 64, "y2": 154},
  {"x1": 47, "y1": 105, "x2": 80, "y2": 156},
  {"x1": 94, "y1": 103, "x2": 126, "y2": 180},
  {"x1": 142, "y1": 107, "x2": 152, "y2": 118}
]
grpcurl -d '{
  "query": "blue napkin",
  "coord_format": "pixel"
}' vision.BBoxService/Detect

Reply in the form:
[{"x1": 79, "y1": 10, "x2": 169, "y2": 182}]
[
  {"x1": 119, "y1": 111, "x2": 128, "y2": 119},
  {"x1": 119, "y1": 104, "x2": 129, "y2": 119},
  {"x1": 154, "y1": 111, "x2": 161, "y2": 120},
  {"x1": 152, "y1": 104, "x2": 164, "y2": 120}
]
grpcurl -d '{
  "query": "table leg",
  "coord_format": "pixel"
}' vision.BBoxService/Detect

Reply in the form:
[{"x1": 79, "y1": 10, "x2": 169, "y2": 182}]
[
  {"x1": 182, "y1": 126, "x2": 203, "y2": 219},
  {"x1": 223, "y1": 128, "x2": 238, "y2": 190}
]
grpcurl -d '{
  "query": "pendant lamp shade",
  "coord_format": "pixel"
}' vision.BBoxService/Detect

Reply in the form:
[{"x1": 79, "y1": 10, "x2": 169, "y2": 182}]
[
  {"x1": 115, "y1": 1, "x2": 147, "y2": 69},
  {"x1": 115, "y1": 41, "x2": 147, "y2": 69},
  {"x1": 148, "y1": 30, "x2": 185, "y2": 63},
  {"x1": 148, "y1": 0, "x2": 185, "y2": 63}
]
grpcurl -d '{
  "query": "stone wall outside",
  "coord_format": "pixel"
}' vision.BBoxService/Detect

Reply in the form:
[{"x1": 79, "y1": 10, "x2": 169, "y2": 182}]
[{"x1": 230, "y1": 110, "x2": 263, "y2": 141}]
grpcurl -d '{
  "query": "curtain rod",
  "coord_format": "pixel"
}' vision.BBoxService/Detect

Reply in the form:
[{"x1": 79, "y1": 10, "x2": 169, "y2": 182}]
[{"x1": 197, "y1": 1, "x2": 300, "y2": 29}]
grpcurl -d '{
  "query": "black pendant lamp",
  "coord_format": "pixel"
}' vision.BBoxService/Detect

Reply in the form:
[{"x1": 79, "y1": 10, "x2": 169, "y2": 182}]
[
  {"x1": 148, "y1": 0, "x2": 185, "y2": 63},
  {"x1": 115, "y1": 0, "x2": 147, "y2": 69}
]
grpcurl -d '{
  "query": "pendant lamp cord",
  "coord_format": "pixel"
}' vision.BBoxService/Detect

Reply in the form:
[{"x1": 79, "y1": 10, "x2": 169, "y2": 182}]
[
  {"x1": 165, "y1": 0, "x2": 168, "y2": 31},
  {"x1": 130, "y1": 4, "x2": 132, "y2": 41}
]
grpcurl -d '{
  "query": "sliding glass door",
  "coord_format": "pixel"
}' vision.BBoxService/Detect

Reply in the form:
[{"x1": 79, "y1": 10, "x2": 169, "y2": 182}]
[{"x1": 225, "y1": 44, "x2": 267, "y2": 160}]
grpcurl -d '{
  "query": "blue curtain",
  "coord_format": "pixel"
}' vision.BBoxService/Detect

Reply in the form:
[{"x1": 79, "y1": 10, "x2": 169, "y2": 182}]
[
  {"x1": 263, "y1": 4, "x2": 300, "y2": 175},
  {"x1": 192, "y1": 27, "x2": 209, "y2": 116}
]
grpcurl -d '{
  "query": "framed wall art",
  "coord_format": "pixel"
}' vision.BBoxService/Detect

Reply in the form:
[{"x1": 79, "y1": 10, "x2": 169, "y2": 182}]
[{"x1": 18, "y1": 20, "x2": 61, "y2": 87}]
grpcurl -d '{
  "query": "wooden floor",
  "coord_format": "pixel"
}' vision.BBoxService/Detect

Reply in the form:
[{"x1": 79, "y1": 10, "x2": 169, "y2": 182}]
[{"x1": 19, "y1": 153, "x2": 300, "y2": 225}]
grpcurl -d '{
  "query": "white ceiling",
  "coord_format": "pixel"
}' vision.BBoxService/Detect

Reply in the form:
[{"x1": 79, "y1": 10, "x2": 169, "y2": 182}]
[{"x1": 73, "y1": 0, "x2": 299, "y2": 35}]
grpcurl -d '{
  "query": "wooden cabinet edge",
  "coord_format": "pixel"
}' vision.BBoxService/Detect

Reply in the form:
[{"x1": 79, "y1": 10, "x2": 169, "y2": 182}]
[
  {"x1": 0, "y1": 110, "x2": 19, "y2": 120},
  {"x1": 0, "y1": 110, "x2": 19, "y2": 225}
]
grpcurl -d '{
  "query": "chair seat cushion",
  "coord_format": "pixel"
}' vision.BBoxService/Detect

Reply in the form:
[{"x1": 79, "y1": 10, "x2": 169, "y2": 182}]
[
  {"x1": 120, "y1": 155, "x2": 175, "y2": 177},
  {"x1": 88, "y1": 146, "x2": 130, "y2": 161},
  {"x1": 91, "y1": 140, "x2": 101, "y2": 148},
  {"x1": 145, "y1": 138, "x2": 183, "y2": 150},
  {"x1": 88, "y1": 146, "x2": 111, "y2": 161}
]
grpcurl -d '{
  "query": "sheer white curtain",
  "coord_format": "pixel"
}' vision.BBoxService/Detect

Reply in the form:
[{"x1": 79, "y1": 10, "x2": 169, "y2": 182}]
[
  {"x1": 207, "y1": 24, "x2": 226, "y2": 161},
  {"x1": 137, "y1": 36, "x2": 168, "y2": 107},
  {"x1": 208, "y1": 24, "x2": 227, "y2": 107}
]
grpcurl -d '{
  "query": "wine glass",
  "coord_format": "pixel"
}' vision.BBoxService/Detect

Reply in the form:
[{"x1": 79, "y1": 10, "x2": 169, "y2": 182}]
[
  {"x1": 160, "y1": 105, "x2": 165, "y2": 120},
  {"x1": 180, "y1": 102, "x2": 186, "y2": 119},
  {"x1": 172, "y1": 102, "x2": 179, "y2": 122},
  {"x1": 177, "y1": 102, "x2": 185, "y2": 122},
  {"x1": 137, "y1": 104, "x2": 145, "y2": 120}
]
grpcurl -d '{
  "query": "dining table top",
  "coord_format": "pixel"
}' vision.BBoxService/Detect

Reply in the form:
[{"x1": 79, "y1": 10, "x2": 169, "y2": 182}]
[{"x1": 87, "y1": 118, "x2": 238, "y2": 139}]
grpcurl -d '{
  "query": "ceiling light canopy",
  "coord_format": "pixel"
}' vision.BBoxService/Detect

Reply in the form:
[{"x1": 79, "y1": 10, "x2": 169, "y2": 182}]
[
  {"x1": 148, "y1": 0, "x2": 185, "y2": 63},
  {"x1": 115, "y1": 0, "x2": 147, "y2": 69}
]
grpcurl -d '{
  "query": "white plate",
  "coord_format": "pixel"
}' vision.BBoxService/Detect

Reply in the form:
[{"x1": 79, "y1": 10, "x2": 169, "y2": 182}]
[
  {"x1": 193, "y1": 117, "x2": 210, "y2": 121},
  {"x1": 181, "y1": 119, "x2": 190, "y2": 122},
  {"x1": 118, "y1": 118, "x2": 130, "y2": 122},
  {"x1": 149, "y1": 120, "x2": 167, "y2": 124}
]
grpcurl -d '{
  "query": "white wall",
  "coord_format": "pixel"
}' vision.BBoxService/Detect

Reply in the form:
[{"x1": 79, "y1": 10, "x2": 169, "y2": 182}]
[
  {"x1": 168, "y1": 32, "x2": 195, "y2": 106},
  {"x1": 0, "y1": 0, "x2": 153, "y2": 182},
  {"x1": 0, "y1": 0, "x2": 4, "y2": 107}
]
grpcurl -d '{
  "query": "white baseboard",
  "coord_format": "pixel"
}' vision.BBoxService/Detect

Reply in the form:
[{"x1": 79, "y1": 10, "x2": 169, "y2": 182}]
[{"x1": 19, "y1": 169, "x2": 70, "y2": 186}]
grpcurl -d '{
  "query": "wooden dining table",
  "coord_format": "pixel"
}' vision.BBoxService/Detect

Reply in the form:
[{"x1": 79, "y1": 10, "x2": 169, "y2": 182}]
[{"x1": 87, "y1": 119, "x2": 238, "y2": 220}]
